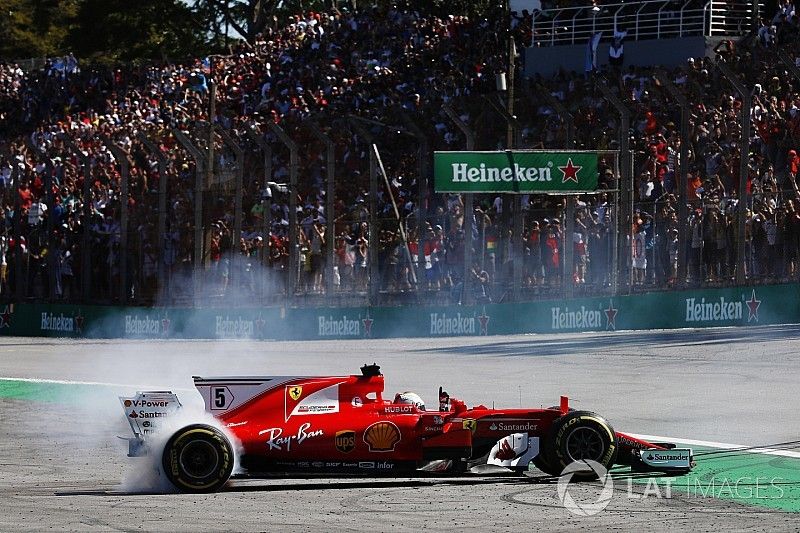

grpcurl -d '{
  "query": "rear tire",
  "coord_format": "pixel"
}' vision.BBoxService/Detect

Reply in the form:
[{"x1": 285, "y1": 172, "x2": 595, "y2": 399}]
[
  {"x1": 535, "y1": 411, "x2": 617, "y2": 479},
  {"x1": 162, "y1": 424, "x2": 234, "y2": 493}
]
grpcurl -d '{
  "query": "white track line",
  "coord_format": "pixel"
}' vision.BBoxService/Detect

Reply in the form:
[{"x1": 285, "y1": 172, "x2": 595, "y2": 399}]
[
  {"x1": 629, "y1": 433, "x2": 800, "y2": 460},
  {"x1": 0, "y1": 376, "x2": 193, "y2": 391}
]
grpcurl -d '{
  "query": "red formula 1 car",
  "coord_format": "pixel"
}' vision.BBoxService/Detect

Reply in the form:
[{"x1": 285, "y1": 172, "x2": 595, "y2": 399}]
[{"x1": 120, "y1": 364, "x2": 693, "y2": 492}]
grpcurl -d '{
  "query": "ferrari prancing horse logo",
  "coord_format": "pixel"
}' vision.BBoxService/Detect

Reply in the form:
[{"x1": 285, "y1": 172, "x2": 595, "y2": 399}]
[{"x1": 288, "y1": 386, "x2": 303, "y2": 401}]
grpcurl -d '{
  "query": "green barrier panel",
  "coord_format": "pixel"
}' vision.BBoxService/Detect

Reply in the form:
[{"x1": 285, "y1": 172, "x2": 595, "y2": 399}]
[{"x1": 0, "y1": 284, "x2": 795, "y2": 340}]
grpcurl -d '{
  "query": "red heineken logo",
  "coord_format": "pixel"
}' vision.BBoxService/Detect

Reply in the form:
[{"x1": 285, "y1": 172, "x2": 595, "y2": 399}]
[
  {"x1": 477, "y1": 308, "x2": 490, "y2": 335},
  {"x1": 558, "y1": 158, "x2": 582, "y2": 184},
  {"x1": 604, "y1": 302, "x2": 618, "y2": 330},
  {"x1": 0, "y1": 305, "x2": 11, "y2": 328},
  {"x1": 362, "y1": 313, "x2": 374, "y2": 337},
  {"x1": 746, "y1": 290, "x2": 761, "y2": 322},
  {"x1": 74, "y1": 312, "x2": 84, "y2": 333}
]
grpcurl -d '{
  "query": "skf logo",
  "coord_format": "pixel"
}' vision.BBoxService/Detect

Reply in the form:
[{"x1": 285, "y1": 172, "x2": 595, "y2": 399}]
[
  {"x1": 288, "y1": 386, "x2": 303, "y2": 401},
  {"x1": 335, "y1": 430, "x2": 356, "y2": 453},
  {"x1": 462, "y1": 419, "x2": 477, "y2": 433}
]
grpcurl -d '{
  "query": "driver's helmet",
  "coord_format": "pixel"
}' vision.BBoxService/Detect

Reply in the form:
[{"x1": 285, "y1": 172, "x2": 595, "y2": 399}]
[{"x1": 394, "y1": 391, "x2": 425, "y2": 411}]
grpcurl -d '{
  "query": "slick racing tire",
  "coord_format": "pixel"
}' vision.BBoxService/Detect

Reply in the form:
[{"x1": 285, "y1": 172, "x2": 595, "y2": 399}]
[
  {"x1": 162, "y1": 424, "x2": 234, "y2": 493},
  {"x1": 535, "y1": 411, "x2": 617, "y2": 480}
]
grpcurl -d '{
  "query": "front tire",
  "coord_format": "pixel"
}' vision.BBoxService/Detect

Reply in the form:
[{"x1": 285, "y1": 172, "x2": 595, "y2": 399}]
[
  {"x1": 162, "y1": 424, "x2": 234, "y2": 493},
  {"x1": 535, "y1": 411, "x2": 617, "y2": 479}
]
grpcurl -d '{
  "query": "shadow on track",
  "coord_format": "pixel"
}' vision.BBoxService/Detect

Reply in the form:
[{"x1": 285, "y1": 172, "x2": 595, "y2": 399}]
[
  {"x1": 411, "y1": 325, "x2": 800, "y2": 358},
  {"x1": 54, "y1": 474, "x2": 548, "y2": 497}
]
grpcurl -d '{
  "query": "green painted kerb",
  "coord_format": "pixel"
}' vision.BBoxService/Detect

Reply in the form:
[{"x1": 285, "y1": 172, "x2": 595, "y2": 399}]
[
  {"x1": 615, "y1": 446, "x2": 800, "y2": 513},
  {"x1": 0, "y1": 378, "x2": 101, "y2": 403},
  {"x1": 434, "y1": 150, "x2": 599, "y2": 193}
]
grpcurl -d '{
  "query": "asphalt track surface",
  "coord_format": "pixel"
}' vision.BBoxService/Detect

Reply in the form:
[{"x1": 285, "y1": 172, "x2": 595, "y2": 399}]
[{"x1": 0, "y1": 326, "x2": 799, "y2": 531}]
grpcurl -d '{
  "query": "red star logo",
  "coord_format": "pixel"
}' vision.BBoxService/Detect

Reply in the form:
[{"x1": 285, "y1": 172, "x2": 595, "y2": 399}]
[
  {"x1": 74, "y1": 312, "x2": 84, "y2": 333},
  {"x1": 477, "y1": 309, "x2": 490, "y2": 335},
  {"x1": 558, "y1": 158, "x2": 582, "y2": 184},
  {"x1": 0, "y1": 305, "x2": 11, "y2": 328},
  {"x1": 746, "y1": 290, "x2": 761, "y2": 322},
  {"x1": 362, "y1": 314, "x2": 373, "y2": 337},
  {"x1": 605, "y1": 302, "x2": 618, "y2": 330},
  {"x1": 254, "y1": 315, "x2": 266, "y2": 332},
  {"x1": 161, "y1": 317, "x2": 171, "y2": 334}
]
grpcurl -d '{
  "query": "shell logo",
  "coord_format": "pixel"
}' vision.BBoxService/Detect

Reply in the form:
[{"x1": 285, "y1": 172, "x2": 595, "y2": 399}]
[{"x1": 363, "y1": 421, "x2": 401, "y2": 452}]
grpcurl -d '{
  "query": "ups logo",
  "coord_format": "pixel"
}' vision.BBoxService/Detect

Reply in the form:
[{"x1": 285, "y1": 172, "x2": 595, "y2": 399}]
[{"x1": 335, "y1": 430, "x2": 356, "y2": 453}]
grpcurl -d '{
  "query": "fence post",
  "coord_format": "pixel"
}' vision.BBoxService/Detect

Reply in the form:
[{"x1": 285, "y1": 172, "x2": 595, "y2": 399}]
[
  {"x1": 595, "y1": 78, "x2": 633, "y2": 296},
  {"x1": 442, "y1": 103, "x2": 476, "y2": 305},
  {"x1": 205, "y1": 81, "x2": 217, "y2": 190},
  {"x1": 777, "y1": 50, "x2": 800, "y2": 80},
  {"x1": 399, "y1": 110, "x2": 430, "y2": 285},
  {"x1": 60, "y1": 135, "x2": 92, "y2": 302},
  {"x1": 101, "y1": 138, "x2": 130, "y2": 304},
  {"x1": 245, "y1": 124, "x2": 273, "y2": 299},
  {"x1": 481, "y1": 95, "x2": 524, "y2": 301},
  {"x1": 654, "y1": 72, "x2": 690, "y2": 287},
  {"x1": 265, "y1": 121, "x2": 299, "y2": 299},
  {"x1": 303, "y1": 120, "x2": 336, "y2": 296},
  {"x1": 11, "y1": 163, "x2": 23, "y2": 303},
  {"x1": 212, "y1": 126, "x2": 245, "y2": 295},
  {"x1": 714, "y1": 60, "x2": 751, "y2": 285},
  {"x1": 25, "y1": 141, "x2": 56, "y2": 301},
  {"x1": 347, "y1": 118, "x2": 379, "y2": 304},
  {"x1": 534, "y1": 82, "x2": 577, "y2": 297},
  {"x1": 172, "y1": 127, "x2": 206, "y2": 305},
  {"x1": 137, "y1": 133, "x2": 169, "y2": 302},
  {"x1": 533, "y1": 82, "x2": 575, "y2": 147}
]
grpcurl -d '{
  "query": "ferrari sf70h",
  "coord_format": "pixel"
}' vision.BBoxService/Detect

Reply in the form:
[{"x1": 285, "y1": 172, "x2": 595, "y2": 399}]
[{"x1": 120, "y1": 364, "x2": 693, "y2": 492}]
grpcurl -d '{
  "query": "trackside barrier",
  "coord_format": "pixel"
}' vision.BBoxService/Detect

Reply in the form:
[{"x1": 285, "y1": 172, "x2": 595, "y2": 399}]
[{"x1": 0, "y1": 283, "x2": 792, "y2": 340}]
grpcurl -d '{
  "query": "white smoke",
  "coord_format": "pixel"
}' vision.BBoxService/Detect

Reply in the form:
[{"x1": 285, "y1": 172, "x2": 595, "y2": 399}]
[{"x1": 118, "y1": 399, "x2": 242, "y2": 493}]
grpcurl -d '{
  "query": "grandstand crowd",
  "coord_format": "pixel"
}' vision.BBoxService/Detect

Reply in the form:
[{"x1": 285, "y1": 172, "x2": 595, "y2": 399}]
[{"x1": 1, "y1": 2, "x2": 800, "y2": 303}]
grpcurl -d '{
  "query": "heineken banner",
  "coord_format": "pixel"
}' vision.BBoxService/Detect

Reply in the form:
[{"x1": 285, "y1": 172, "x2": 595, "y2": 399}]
[
  {"x1": 434, "y1": 150, "x2": 599, "y2": 193},
  {"x1": 0, "y1": 283, "x2": 794, "y2": 340}
]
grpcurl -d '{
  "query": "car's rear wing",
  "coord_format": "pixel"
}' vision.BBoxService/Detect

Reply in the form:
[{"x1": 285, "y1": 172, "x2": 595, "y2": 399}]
[{"x1": 119, "y1": 391, "x2": 182, "y2": 456}]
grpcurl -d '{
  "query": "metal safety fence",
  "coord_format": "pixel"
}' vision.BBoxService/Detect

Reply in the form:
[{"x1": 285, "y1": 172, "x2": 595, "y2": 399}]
[{"x1": 2, "y1": 58, "x2": 793, "y2": 309}]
